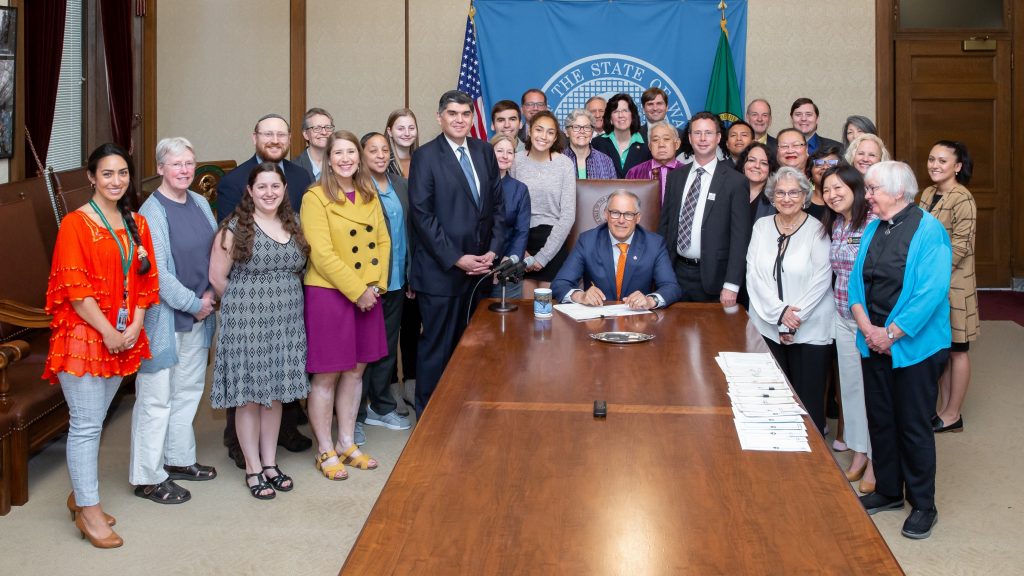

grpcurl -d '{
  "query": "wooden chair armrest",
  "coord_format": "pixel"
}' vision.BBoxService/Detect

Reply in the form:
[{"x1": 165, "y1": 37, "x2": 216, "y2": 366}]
[
  {"x1": 0, "y1": 340, "x2": 31, "y2": 401},
  {"x1": 0, "y1": 299, "x2": 52, "y2": 328}
]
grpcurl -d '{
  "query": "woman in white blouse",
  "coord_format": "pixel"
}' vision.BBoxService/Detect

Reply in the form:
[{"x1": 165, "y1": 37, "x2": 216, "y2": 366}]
[{"x1": 746, "y1": 166, "x2": 835, "y2": 434}]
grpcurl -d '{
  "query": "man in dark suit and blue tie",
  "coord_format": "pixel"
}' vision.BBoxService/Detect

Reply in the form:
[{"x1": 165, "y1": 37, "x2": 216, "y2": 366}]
[
  {"x1": 658, "y1": 111, "x2": 751, "y2": 307},
  {"x1": 551, "y1": 190, "x2": 680, "y2": 309},
  {"x1": 216, "y1": 113, "x2": 313, "y2": 221},
  {"x1": 408, "y1": 90, "x2": 505, "y2": 415}
]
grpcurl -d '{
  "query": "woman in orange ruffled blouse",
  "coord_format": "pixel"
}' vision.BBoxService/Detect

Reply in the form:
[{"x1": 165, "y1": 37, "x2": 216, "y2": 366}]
[{"x1": 43, "y1": 143, "x2": 159, "y2": 549}]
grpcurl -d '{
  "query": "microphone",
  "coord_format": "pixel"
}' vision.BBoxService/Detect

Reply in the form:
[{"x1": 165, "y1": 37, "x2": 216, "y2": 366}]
[
  {"x1": 491, "y1": 255, "x2": 536, "y2": 277},
  {"x1": 490, "y1": 255, "x2": 520, "y2": 276}
]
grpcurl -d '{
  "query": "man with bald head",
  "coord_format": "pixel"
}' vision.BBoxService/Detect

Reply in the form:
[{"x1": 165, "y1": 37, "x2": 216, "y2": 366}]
[{"x1": 216, "y1": 113, "x2": 313, "y2": 221}]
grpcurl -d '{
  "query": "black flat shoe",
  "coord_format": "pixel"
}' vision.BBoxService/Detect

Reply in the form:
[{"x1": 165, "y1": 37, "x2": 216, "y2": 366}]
[
  {"x1": 134, "y1": 478, "x2": 191, "y2": 504},
  {"x1": 902, "y1": 508, "x2": 938, "y2": 539},
  {"x1": 227, "y1": 443, "x2": 246, "y2": 469},
  {"x1": 277, "y1": 429, "x2": 313, "y2": 452},
  {"x1": 165, "y1": 463, "x2": 217, "y2": 481},
  {"x1": 934, "y1": 416, "x2": 964, "y2": 433},
  {"x1": 859, "y1": 492, "x2": 904, "y2": 515}
]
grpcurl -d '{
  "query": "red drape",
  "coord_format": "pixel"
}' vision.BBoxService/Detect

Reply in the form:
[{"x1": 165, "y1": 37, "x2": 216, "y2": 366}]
[
  {"x1": 100, "y1": 0, "x2": 133, "y2": 152},
  {"x1": 23, "y1": 1, "x2": 67, "y2": 177}
]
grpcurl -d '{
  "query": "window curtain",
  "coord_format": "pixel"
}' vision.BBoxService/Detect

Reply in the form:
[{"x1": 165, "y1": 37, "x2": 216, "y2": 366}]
[
  {"x1": 23, "y1": 1, "x2": 67, "y2": 177},
  {"x1": 100, "y1": 0, "x2": 133, "y2": 152}
]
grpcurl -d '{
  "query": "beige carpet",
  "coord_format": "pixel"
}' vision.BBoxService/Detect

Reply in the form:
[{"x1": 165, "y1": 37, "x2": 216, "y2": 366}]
[{"x1": 2, "y1": 321, "x2": 1022, "y2": 575}]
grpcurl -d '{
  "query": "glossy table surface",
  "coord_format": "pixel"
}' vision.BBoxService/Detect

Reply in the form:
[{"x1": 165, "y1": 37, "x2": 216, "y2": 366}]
[{"x1": 341, "y1": 303, "x2": 902, "y2": 575}]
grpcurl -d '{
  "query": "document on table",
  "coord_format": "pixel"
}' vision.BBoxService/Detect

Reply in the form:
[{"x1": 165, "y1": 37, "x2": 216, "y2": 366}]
[
  {"x1": 718, "y1": 352, "x2": 811, "y2": 452},
  {"x1": 553, "y1": 303, "x2": 652, "y2": 321}
]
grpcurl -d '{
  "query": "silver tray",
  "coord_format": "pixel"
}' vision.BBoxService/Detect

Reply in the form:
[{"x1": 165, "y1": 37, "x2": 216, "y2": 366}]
[{"x1": 589, "y1": 331, "x2": 655, "y2": 344}]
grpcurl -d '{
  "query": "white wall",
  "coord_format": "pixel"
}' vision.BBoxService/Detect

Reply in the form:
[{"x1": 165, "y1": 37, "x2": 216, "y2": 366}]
[
  {"x1": 746, "y1": 0, "x2": 875, "y2": 141},
  {"x1": 156, "y1": 0, "x2": 876, "y2": 159},
  {"x1": 156, "y1": 0, "x2": 289, "y2": 164}
]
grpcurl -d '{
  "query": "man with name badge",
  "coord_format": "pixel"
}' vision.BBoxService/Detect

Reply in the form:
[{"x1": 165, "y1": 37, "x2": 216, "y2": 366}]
[{"x1": 658, "y1": 111, "x2": 751, "y2": 307}]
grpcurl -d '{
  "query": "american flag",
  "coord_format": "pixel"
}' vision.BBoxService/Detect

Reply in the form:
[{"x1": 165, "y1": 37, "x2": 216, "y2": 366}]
[{"x1": 457, "y1": 6, "x2": 488, "y2": 140}]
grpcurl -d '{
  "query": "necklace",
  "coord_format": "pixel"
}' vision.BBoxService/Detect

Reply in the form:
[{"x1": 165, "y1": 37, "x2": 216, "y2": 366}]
[{"x1": 775, "y1": 213, "x2": 805, "y2": 233}]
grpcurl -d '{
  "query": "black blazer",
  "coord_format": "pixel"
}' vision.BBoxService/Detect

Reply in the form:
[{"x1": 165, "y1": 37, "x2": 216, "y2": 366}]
[
  {"x1": 658, "y1": 160, "x2": 751, "y2": 295},
  {"x1": 408, "y1": 134, "x2": 505, "y2": 296},
  {"x1": 216, "y1": 155, "x2": 313, "y2": 221},
  {"x1": 292, "y1": 148, "x2": 317, "y2": 180},
  {"x1": 592, "y1": 133, "x2": 652, "y2": 179}
]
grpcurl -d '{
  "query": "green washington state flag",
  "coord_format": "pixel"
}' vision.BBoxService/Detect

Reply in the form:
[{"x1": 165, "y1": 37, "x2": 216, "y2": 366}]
[{"x1": 705, "y1": 26, "x2": 742, "y2": 125}]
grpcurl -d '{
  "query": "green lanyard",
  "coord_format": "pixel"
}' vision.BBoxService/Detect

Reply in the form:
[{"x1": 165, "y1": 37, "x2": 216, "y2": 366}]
[{"x1": 89, "y1": 200, "x2": 135, "y2": 301}]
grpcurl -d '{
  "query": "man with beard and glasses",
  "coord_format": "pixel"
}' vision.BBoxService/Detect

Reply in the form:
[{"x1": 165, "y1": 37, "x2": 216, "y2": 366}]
[
  {"x1": 216, "y1": 113, "x2": 313, "y2": 220},
  {"x1": 215, "y1": 113, "x2": 314, "y2": 468}
]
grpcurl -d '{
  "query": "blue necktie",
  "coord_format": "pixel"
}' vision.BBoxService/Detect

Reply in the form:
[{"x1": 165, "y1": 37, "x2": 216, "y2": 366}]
[{"x1": 458, "y1": 146, "x2": 480, "y2": 207}]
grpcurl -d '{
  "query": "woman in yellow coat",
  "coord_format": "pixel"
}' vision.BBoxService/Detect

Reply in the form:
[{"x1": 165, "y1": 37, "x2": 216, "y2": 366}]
[{"x1": 302, "y1": 130, "x2": 391, "y2": 480}]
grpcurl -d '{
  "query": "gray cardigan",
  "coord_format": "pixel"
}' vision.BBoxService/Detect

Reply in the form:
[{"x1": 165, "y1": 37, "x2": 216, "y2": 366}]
[{"x1": 138, "y1": 190, "x2": 218, "y2": 373}]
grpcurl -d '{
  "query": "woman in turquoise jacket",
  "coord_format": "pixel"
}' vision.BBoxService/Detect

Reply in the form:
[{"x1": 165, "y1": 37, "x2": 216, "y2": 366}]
[{"x1": 848, "y1": 161, "x2": 951, "y2": 541}]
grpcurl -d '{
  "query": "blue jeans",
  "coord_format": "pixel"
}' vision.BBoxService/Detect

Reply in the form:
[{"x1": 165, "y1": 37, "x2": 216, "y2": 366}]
[
  {"x1": 59, "y1": 372, "x2": 121, "y2": 506},
  {"x1": 489, "y1": 278, "x2": 523, "y2": 300}
]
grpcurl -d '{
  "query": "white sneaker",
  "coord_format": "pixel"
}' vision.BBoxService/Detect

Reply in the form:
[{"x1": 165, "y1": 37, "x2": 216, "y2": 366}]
[
  {"x1": 354, "y1": 422, "x2": 366, "y2": 446},
  {"x1": 365, "y1": 406, "x2": 412, "y2": 430}
]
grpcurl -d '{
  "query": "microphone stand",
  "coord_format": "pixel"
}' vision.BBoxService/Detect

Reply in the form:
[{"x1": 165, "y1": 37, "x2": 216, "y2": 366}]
[{"x1": 488, "y1": 272, "x2": 519, "y2": 313}]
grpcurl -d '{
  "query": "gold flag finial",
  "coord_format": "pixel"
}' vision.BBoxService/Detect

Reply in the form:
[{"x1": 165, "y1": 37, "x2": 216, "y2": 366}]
[{"x1": 718, "y1": 1, "x2": 728, "y2": 39}]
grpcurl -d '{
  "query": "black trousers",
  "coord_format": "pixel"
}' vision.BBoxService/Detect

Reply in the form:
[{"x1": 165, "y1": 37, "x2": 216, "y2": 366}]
[
  {"x1": 862, "y1": 348, "x2": 949, "y2": 510},
  {"x1": 415, "y1": 289, "x2": 482, "y2": 416},
  {"x1": 763, "y1": 338, "x2": 831, "y2": 435},
  {"x1": 397, "y1": 291, "x2": 420, "y2": 382},
  {"x1": 358, "y1": 288, "x2": 404, "y2": 420},
  {"x1": 672, "y1": 258, "x2": 718, "y2": 302}
]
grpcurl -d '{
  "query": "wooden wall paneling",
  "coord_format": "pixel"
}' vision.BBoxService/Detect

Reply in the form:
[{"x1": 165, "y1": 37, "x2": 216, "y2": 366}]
[
  {"x1": 1014, "y1": 0, "x2": 1024, "y2": 280},
  {"x1": 142, "y1": 0, "x2": 156, "y2": 176},
  {"x1": 289, "y1": 0, "x2": 305, "y2": 156},
  {"x1": 875, "y1": 0, "x2": 895, "y2": 146}
]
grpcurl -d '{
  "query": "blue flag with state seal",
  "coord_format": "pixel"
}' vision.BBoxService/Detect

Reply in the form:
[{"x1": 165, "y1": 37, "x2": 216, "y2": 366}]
[{"x1": 473, "y1": 0, "x2": 747, "y2": 130}]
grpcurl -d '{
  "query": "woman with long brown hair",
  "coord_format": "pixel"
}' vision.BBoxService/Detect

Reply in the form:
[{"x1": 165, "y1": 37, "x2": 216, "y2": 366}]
[
  {"x1": 44, "y1": 143, "x2": 158, "y2": 547},
  {"x1": 302, "y1": 130, "x2": 390, "y2": 481},
  {"x1": 209, "y1": 162, "x2": 310, "y2": 499}
]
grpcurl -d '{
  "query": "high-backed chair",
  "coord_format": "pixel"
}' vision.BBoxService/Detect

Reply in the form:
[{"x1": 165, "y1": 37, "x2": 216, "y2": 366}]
[
  {"x1": 567, "y1": 178, "x2": 660, "y2": 253},
  {"x1": 0, "y1": 167, "x2": 91, "y2": 515}
]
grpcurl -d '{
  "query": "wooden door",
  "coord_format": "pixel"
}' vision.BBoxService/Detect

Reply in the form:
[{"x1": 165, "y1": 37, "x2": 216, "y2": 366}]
[{"x1": 895, "y1": 38, "x2": 1012, "y2": 287}]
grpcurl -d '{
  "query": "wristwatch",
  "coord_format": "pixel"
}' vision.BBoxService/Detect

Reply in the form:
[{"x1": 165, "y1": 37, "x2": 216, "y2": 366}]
[
  {"x1": 886, "y1": 328, "x2": 895, "y2": 340},
  {"x1": 371, "y1": 285, "x2": 381, "y2": 296}
]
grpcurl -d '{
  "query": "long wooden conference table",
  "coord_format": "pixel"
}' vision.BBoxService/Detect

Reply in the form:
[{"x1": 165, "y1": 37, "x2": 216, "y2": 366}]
[{"x1": 341, "y1": 303, "x2": 903, "y2": 575}]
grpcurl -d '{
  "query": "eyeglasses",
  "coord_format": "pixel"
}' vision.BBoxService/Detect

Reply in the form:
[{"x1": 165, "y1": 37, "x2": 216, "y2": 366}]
[
  {"x1": 305, "y1": 125, "x2": 335, "y2": 133},
  {"x1": 256, "y1": 131, "x2": 289, "y2": 140},
  {"x1": 607, "y1": 210, "x2": 639, "y2": 221},
  {"x1": 864, "y1": 184, "x2": 885, "y2": 195},
  {"x1": 162, "y1": 161, "x2": 196, "y2": 171},
  {"x1": 773, "y1": 189, "x2": 804, "y2": 199},
  {"x1": 690, "y1": 130, "x2": 717, "y2": 138},
  {"x1": 812, "y1": 158, "x2": 840, "y2": 167},
  {"x1": 522, "y1": 102, "x2": 547, "y2": 109},
  {"x1": 778, "y1": 143, "x2": 806, "y2": 151},
  {"x1": 568, "y1": 125, "x2": 593, "y2": 134}
]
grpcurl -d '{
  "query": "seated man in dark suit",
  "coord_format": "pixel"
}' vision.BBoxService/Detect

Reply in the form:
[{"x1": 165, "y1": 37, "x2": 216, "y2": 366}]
[
  {"x1": 552, "y1": 190, "x2": 681, "y2": 309},
  {"x1": 216, "y1": 113, "x2": 313, "y2": 221}
]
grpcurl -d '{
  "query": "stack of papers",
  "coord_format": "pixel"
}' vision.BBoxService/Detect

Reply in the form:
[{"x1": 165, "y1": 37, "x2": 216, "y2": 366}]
[
  {"x1": 553, "y1": 303, "x2": 651, "y2": 321},
  {"x1": 715, "y1": 352, "x2": 810, "y2": 452}
]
